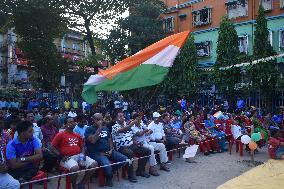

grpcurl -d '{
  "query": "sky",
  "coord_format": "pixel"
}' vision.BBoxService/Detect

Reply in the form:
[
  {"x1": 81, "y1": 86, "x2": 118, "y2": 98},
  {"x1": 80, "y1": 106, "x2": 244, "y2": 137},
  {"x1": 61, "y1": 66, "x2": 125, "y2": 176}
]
[{"x1": 91, "y1": 11, "x2": 129, "y2": 39}]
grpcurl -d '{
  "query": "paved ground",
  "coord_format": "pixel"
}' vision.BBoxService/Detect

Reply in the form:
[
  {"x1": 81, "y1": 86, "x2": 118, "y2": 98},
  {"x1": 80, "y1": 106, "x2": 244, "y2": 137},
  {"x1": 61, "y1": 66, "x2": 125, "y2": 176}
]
[{"x1": 28, "y1": 146, "x2": 269, "y2": 189}]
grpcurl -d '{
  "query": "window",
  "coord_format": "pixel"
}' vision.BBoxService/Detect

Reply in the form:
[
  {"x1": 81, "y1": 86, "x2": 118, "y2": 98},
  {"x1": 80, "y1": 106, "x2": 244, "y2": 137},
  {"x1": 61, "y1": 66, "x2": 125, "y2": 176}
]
[
  {"x1": 195, "y1": 41, "x2": 211, "y2": 57},
  {"x1": 260, "y1": 0, "x2": 273, "y2": 11},
  {"x1": 163, "y1": 17, "x2": 175, "y2": 32},
  {"x1": 192, "y1": 8, "x2": 212, "y2": 27},
  {"x1": 72, "y1": 43, "x2": 78, "y2": 50},
  {"x1": 279, "y1": 29, "x2": 284, "y2": 48},
  {"x1": 281, "y1": 0, "x2": 284, "y2": 9},
  {"x1": 226, "y1": 0, "x2": 248, "y2": 19},
  {"x1": 268, "y1": 30, "x2": 273, "y2": 46},
  {"x1": 238, "y1": 35, "x2": 249, "y2": 54}
]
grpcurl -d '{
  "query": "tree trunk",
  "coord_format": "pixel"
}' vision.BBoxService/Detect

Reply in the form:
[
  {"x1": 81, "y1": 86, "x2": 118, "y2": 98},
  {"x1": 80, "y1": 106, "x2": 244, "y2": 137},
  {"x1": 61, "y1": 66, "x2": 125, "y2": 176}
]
[{"x1": 84, "y1": 20, "x2": 96, "y2": 55}]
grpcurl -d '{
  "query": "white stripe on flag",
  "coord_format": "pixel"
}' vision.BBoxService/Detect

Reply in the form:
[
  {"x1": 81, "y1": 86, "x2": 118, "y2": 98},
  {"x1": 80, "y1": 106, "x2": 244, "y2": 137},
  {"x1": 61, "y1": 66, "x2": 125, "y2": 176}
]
[{"x1": 142, "y1": 45, "x2": 180, "y2": 67}]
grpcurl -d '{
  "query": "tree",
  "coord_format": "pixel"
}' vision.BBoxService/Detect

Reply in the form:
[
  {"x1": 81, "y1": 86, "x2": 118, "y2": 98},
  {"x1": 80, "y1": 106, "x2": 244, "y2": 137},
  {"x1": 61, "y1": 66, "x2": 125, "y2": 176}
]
[
  {"x1": 214, "y1": 16, "x2": 241, "y2": 104},
  {"x1": 161, "y1": 34, "x2": 199, "y2": 99},
  {"x1": 247, "y1": 5, "x2": 279, "y2": 111},
  {"x1": 103, "y1": 0, "x2": 166, "y2": 63},
  {"x1": 61, "y1": 0, "x2": 133, "y2": 56},
  {"x1": 6, "y1": 0, "x2": 69, "y2": 90}
]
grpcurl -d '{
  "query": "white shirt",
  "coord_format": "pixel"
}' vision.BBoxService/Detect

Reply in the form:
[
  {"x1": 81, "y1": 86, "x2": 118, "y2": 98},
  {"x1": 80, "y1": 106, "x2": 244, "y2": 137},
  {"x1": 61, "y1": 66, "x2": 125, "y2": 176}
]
[
  {"x1": 68, "y1": 111, "x2": 77, "y2": 118},
  {"x1": 114, "y1": 100, "x2": 122, "y2": 109},
  {"x1": 112, "y1": 122, "x2": 133, "y2": 149},
  {"x1": 123, "y1": 102, "x2": 129, "y2": 111},
  {"x1": 231, "y1": 125, "x2": 242, "y2": 139},
  {"x1": 148, "y1": 121, "x2": 165, "y2": 141},
  {"x1": 132, "y1": 122, "x2": 149, "y2": 144},
  {"x1": 82, "y1": 102, "x2": 87, "y2": 110}
]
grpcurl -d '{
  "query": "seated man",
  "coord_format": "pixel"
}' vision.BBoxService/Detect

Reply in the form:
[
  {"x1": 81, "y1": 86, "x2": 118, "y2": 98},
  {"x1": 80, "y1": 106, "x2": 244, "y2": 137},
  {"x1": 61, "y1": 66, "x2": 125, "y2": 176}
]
[
  {"x1": 147, "y1": 112, "x2": 170, "y2": 171},
  {"x1": 162, "y1": 113, "x2": 184, "y2": 151},
  {"x1": 41, "y1": 115, "x2": 59, "y2": 172},
  {"x1": 6, "y1": 121, "x2": 43, "y2": 182},
  {"x1": 132, "y1": 113, "x2": 169, "y2": 176},
  {"x1": 1, "y1": 119, "x2": 20, "y2": 189},
  {"x1": 85, "y1": 113, "x2": 128, "y2": 187},
  {"x1": 112, "y1": 110, "x2": 151, "y2": 182},
  {"x1": 14, "y1": 112, "x2": 43, "y2": 146},
  {"x1": 73, "y1": 114, "x2": 89, "y2": 139},
  {"x1": 51, "y1": 117, "x2": 97, "y2": 189}
]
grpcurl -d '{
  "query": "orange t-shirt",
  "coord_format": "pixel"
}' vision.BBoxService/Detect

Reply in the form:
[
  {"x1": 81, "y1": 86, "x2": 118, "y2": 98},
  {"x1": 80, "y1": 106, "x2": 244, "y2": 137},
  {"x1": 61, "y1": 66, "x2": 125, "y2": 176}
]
[{"x1": 52, "y1": 131, "x2": 83, "y2": 156}]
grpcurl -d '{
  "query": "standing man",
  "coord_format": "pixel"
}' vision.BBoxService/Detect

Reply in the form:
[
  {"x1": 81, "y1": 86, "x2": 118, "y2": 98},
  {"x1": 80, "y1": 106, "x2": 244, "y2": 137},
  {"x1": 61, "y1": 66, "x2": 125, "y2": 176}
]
[
  {"x1": 112, "y1": 111, "x2": 151, "y2": 182},
  {"x1": 147, "y1": 112, "x2": 170, "y2": 171},
  {"x1": 85, "y1": 113, "x2": 129, "y2": 187},
  {"x1": 51, "y1": 117, "x2": 97, "y2": 189}
]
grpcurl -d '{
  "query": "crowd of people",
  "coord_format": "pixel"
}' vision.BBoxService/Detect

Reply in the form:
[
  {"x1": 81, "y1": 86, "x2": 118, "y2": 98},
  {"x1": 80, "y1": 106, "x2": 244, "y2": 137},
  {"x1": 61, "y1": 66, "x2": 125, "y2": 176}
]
[{"x1": 1, "y1": 96, "x2": 284, "y2": 189}]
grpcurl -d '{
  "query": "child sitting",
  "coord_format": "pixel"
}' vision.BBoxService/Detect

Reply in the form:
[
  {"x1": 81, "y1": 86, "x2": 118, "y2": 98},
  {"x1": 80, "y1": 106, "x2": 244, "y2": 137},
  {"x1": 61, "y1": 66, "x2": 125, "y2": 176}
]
[{"x1": 268, "y1": 130, "x2": 284, "y2": 160}]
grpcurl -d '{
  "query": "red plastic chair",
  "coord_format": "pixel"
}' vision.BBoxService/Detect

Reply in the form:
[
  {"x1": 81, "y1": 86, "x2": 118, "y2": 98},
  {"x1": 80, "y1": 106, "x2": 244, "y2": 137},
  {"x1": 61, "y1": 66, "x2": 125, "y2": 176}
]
[
  {"x1": 97, "y1": 163, "x2": 120, "y2": 187},
  {"x1": 20, "y1": 171, "x2": 48, "y2": 189},
  {"x1": 57, "y1": 166, "x2": 72, "y2": 189},
  {"x1": 229, "y1": 139, "x2": 244, "y2": 156}
]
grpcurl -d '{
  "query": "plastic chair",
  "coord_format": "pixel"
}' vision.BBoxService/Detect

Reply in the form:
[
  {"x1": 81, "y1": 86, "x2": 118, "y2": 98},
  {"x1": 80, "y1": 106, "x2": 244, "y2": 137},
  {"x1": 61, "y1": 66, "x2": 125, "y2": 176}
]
[
  {"x1": 229, "y1": 139, "x2": 244, "y2": 156},
  {"x1": 57, "y1": 166, "x2": 72, "y2": 189},
  {"x1": 97, "y1": 163, "x2": 120, "y2": 187},
  {"x1": 20, "y1": 171, "x2": 48, "y2": 189}
]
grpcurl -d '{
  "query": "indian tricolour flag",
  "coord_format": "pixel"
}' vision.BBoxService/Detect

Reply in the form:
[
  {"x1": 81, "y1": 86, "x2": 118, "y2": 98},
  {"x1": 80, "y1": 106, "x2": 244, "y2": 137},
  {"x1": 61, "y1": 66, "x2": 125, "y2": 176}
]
[{"x1": 82, "y1": 31, "x2": 190, "y2": 104}]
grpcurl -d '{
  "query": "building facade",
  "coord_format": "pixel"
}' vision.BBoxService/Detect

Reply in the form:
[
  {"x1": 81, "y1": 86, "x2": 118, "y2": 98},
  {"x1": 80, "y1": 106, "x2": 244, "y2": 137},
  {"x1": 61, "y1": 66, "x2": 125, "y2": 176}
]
[
  {"x1": 161, "y1": 0, "x2": 284, "y2": 68},
  {"x1": 0, "y1": 29, "x2": 94, "y2": 88}
]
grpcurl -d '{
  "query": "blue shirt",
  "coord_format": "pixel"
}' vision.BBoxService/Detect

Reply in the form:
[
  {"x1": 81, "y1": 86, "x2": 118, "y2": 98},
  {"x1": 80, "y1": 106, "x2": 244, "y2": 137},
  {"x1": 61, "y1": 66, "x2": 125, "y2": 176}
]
[
  {"x1": 73, "y1": 125, "x2": 89, "y2": 139},
  {"x1": 171, "y1": 120, "x2": 182, "y2": 130},
  {"x1": 85, "y1": 126, "x2": 110, "y2": 155},
  {"x1": 6, "y1": 137, "x2": 41, "y2": 168}
]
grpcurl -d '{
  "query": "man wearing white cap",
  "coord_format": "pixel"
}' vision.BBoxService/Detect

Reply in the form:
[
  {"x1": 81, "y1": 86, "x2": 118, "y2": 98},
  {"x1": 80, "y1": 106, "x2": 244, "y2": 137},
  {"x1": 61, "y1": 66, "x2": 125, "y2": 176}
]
[{"x1": 147, "y1": 112, "x2": 170, "y2": 172}]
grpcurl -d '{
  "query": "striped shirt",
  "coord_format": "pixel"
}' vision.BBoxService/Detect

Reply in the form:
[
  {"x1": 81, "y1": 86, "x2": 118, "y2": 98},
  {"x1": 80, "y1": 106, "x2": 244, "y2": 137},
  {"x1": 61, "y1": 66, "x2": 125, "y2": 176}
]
[{"x1": 112, "y1": 122, "x2": 133, "y2": 149}]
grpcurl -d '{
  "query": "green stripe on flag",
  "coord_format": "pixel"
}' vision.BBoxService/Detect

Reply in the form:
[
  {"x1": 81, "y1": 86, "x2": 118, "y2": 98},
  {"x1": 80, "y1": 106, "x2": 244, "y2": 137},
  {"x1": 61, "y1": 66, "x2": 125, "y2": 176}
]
[{"x1": 82, "y1": 64, "x2": 169, "y2": 104}]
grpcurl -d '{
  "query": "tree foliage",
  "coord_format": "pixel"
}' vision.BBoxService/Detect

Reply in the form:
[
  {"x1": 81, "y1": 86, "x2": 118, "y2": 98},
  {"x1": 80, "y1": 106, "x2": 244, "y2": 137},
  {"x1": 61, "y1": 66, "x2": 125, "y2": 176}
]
[
  {"x1": 61, "y1": 0, "x2": 133, "y2": 56},
  {"x1": 3, "y1": 0, "x2": 69, "y2": 90},
  {"x1": 247, "y1": 5, "x2": 279, "y2": 110},
  {"x1": 214, "y1": 16, "x2": 241, "y2": 100},
  {"x1": 103, "y1": 0, "x2": 166, "y2": 64},
  {"x1": 161, "y1": 35, "x2": 199, "y2": 99}
]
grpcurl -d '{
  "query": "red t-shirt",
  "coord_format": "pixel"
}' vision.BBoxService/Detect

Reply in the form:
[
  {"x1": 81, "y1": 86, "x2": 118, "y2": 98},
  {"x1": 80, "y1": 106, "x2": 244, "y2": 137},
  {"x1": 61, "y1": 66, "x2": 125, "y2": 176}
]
[
  {"x1": 52, "y1": 131, "x2": 83, "y2": 157},
  {"x1": 268, "y1": 137, "x2": 284, "y2": 159}
]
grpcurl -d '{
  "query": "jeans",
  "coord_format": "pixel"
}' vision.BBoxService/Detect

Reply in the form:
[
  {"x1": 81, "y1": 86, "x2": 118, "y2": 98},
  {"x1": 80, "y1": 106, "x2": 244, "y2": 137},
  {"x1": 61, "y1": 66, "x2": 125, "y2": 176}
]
[
  {"x1": 118, "y1": 144, "x2": 151, "y2": 174},
  {"x1": 91, "y1": 151, "x2": 128, "y2": 179},
  {"x1": 0, "y1": 173, "x2": 20, "y2": 189},
  {"x1": 166, "y1": 136, "x2": 181, "y2": 150},
  {"x1": 214, "y1": 131, "x2": 227, "y2": 151},
  {"x1": 276, "y1": 147, "x2": 284, "y2": 159}
]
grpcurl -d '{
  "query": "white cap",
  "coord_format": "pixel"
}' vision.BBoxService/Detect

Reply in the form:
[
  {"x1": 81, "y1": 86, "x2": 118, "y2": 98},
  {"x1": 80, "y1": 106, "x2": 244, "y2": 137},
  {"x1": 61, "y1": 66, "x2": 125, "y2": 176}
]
[{"x1": 153, "y1": 112, "x2": 161, "y2": 118}]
